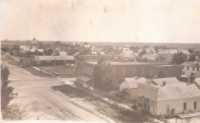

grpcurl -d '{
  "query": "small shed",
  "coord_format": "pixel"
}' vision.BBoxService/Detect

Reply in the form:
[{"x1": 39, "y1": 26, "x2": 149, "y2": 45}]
[{"x1": 119, "y1": 77, "x2": 146, "y2": 99}]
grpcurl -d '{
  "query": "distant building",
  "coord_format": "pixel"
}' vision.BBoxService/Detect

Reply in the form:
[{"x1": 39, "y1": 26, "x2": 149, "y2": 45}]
[
  {"x1": 59, "y1": 51, "x2": 68, "y2": 56},
  {"x1": 20, "y1": 55, "x2": 75, "y2": 66},
  {"x1": 141, "y1": 53, "x2": 159, "y2": 62},
  {"x1": 182, "y1": 61, "x2": 200, "y2": 79},
  {"x1": 34, "y1": 55, "x2": 75, "y2": 65},
  {"x1": 158, "y1": 49, "x2": 178, "y2": 54},
  {"x1": 120, "y1": 48, "x2": 134, "y2": 58},
  {"x1": 76, "y1": 61, "x2": 183, "y2": 90},
  {"x1": 119, "y1": 77, "x2": 146, "y2": 99}
]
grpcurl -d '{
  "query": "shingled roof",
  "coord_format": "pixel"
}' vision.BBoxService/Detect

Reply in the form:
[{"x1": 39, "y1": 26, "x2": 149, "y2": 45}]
[{"x1": 157, "y1": 83, "x2": 200, "y2": 101}]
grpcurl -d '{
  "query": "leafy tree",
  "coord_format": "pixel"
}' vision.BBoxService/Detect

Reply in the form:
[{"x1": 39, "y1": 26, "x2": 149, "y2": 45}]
[
  {"x1": 188, "y1": 53, "x2": 196, "y2": 61},
  {"x1": 188, "y1": 49, "x2": 196, "y2": 61},
  {"x1": 44, "y1": 48, "x2": 53, "y2": 55},
  {"x1": 188, "y1": 49, "x2": 194, "y2": 54},
  {"x1": 1, "y1": 64, "x2": 10, "y2": 82},
  {"x1": 10, "y1": 45, "x2": 20, "y2": 56},
  {"x1": 171, "y1": 52, "x2": 187, "y2": 64},
  {"x1": 138, "y1": 48, "x2": 146, "y2": 57},
  {"x1": 93, "y1": 56, "x2": 112, "y2": 90},
  {"x1": 1, "y1": 64, "x2": 12, "y2": 110},
  {"x1": 188, "y1": 49, "x2": 200, "y2": 61},
  {"x1": 130, "y1": 46, "x2": 139, "y2": 53}
]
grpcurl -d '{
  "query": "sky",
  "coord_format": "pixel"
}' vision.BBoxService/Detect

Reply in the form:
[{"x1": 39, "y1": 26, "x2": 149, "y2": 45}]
[{"x1": 0, "y1": 0, "x2": 200, "y2": 43}]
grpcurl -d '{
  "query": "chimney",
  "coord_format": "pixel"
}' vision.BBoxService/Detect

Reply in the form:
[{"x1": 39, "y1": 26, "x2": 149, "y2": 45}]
[
  {"x1": 189, "y1": 73, "x2": 196, "y2": 83},
  {"x1": 162, "y1": 81, "x2": 166, "y2": 87}
]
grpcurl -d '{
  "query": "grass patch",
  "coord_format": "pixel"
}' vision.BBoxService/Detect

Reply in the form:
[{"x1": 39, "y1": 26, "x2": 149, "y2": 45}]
[{"x1": 2, "y1": 104, "x2": 25, "y2": 120}]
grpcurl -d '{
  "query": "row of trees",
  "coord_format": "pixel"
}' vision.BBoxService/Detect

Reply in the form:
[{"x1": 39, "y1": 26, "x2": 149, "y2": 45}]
[
  {"x1": 1, "y1": 64, "x2": 13, "y2": 111},
  {"x1": 91, "y1": 50, "x2": 200, "y2": 91},
  {"x1": 1, "y1": 64, "x2": 25, "y2": 119},
  {"x1": 171, "y1": 49, "x2": 200, "y2": 64}
]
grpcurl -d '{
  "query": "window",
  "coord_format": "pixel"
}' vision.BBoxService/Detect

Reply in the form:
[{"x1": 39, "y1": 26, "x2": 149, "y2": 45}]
[
  {"x1": 197, "y1": 65, "x2": 200, "y2": 71},
  {"x1": 158, "y1": 71, "x2": 164, "y2": 77},
  {"x1": 187, "y1": 66, "x2": 189, "y2": 70},
  {"x1": 166, "y1": 105, "x2": 170, "y2": 114},
  {"x1": 183, "y1": 102, "x2": 187, "y2": 111},
  {"x1": 194, "y1": 101, "x2": 197, "y2": 110}
]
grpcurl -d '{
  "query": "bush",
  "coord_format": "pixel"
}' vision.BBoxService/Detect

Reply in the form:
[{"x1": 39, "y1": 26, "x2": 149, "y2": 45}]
[
  {"x1": 2, "y1": 104, "x2": 24, "y2": 120},
  {"x1": 171, "y1": 52, "x2": 188, "y2": 64}
]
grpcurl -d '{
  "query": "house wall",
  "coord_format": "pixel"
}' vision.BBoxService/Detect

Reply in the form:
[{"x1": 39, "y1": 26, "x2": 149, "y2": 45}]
[
  {"x1": 183, "y1": 65, "x2": 200, "y2": 77},
  {"x1": 126, "y1": 88, "x2": 140, "y2": 99},
  {"x1": 156, "y1": 65, "x2": 182, "y2": 78},
  {"x1": 138, "y1": 83, "x2": 158, "y2": 101},
  {"x1": 156, "y1": 96, "x2": 200, "y2": 116},
  {"x1": 149, "y1": 100, "x2": 158, "y2": 115}
]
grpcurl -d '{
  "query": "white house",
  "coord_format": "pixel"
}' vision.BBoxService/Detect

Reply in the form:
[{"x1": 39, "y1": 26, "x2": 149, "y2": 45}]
[
  {"x1": 137, "y1": 78, "x2": 200, "y2": 116},
  {"x1": 182, "y1": 61, "x2": 200, "y2": 78},
  {"x1": 121, "y1": 48, "x2": 134, "y2": 58},
  {"x1": 119, "y1": 77, "x2": 146, "y2": 98}
]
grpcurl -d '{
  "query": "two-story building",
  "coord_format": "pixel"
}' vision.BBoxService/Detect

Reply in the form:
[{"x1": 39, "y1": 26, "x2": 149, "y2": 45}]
[
  {"x1": 181, "y1": 61, "x2": 200, "y2": 81},
  {"x1": 128, "y1": 77, "x2": 200, "y2": 117}
]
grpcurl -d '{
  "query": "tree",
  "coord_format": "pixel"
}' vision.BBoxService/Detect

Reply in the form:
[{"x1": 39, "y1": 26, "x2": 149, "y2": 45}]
[
  {"x1": 188, "y1": 49, "x2": 200, "y2": 61},
  {"x1": 171, "y1": 52, "x2": 187, "y2": 64},
  {"x1": 188, "y1": 49, "x2": 194, "y2": 54},
  {"x1": 78, "y1": 45, "x2": 91, "y2": 55},
  {"x1": 1, "y1": 64, "x2": 10, "y2": 83},
  {"x1": 188, "y1": 53, "x2": 196, "y2": 61},
  {"x1": 130, "y1": 46, "x2": 139, "y2": 53},
  {"x1": 1, "y1": 64, "x2": 12, "y2": 110},
  {"x1": 44, "y1": 48, "x2": 53, "y2": 55},
  {"x1": 138, "y1": 48, "x2": 146, "y2": 57},
  {"x1": 188, "y1": 49, "x2": 196, "y2": 61},
  {"x1": 92, "y1": 56, "x2": 112, "y2": 91},
  {"x1": 11, "y1": 45, "x2": 20, "y2": 56}
]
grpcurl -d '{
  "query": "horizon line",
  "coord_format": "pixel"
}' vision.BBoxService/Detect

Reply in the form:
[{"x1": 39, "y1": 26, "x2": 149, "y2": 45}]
[{"x1": 1, "y1": 39, "x2": 200, "y2": 44}]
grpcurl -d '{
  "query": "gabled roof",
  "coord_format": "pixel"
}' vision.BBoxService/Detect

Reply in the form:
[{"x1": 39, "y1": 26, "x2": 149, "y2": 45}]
[
  {"x1": 140, "y1": 77, "x2": 200, "y2": 101},
  {"x1": 119, "y1": 77, "x2": 146, "y2": 91},
  {"x1": 182, "y1": 61, "x2": 200, "y2": 66},
  {"x1": 152, "y1": 77, "x2": 180, "y2": 86},
  {"x1": 34, "y1": 55, "x2": 74, "y2": 61},
  {"x1": 157, "y1": 83, "x2": 200, "y2": 101}
]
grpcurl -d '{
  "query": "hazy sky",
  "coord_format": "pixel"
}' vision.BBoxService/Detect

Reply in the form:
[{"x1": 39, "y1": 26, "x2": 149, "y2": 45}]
[{"x1": 0, "y1": 0, "x2": 200, "y2": 43}]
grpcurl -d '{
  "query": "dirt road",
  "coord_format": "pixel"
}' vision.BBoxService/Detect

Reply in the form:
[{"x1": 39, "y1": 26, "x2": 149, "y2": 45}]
[{"x1": 6, "y1": 64, "x2": 115, "y2": 122}]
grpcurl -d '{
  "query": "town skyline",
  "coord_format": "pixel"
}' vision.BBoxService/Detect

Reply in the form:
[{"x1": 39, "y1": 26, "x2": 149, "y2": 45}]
[{"x1": 1, "y1": 39, "x2": 200, "y2": 44}]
